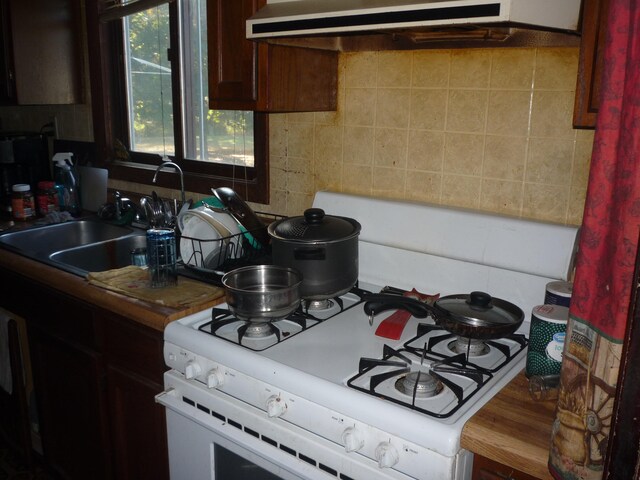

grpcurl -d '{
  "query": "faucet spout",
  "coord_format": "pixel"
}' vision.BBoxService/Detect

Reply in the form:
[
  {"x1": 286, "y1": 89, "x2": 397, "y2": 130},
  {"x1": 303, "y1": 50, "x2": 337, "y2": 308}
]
[{"x1": 152, "y1": 160, "x2": 185, "y2": 205}]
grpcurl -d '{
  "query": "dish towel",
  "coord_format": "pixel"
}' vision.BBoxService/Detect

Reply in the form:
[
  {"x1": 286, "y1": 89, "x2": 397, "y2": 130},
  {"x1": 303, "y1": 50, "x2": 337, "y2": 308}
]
[{"x1": 0, "y1": 312, "x2": 12, "y2": 395}]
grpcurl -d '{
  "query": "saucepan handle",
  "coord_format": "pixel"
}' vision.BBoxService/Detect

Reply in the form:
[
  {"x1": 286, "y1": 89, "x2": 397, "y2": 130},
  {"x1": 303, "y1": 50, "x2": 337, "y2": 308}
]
[{"x1": 363, "y1": 294, "x2": 432, "y2": 326}]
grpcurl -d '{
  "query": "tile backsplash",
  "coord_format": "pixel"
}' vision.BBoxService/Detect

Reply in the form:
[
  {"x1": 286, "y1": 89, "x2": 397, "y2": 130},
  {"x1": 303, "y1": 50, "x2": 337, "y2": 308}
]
[
  {"x1": 0, "y1": 47, "x2": 592, "y2": 226},
  {"x1": 268, "y1": 47, "x2": 592, "y2": 226}
]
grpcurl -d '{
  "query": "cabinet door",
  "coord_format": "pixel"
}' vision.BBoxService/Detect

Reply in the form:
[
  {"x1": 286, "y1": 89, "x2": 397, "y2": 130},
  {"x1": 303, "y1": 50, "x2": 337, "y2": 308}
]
[
  {"x1": 103, "y1": 314, "x2": 169, "y2": 480},
  {"x1": 7, "y1": 0, "x2": 83, "y2": 104},
  {"x1": 29, "y1": 325, "x2": 111, "y2": 480},
  {"x1": 208, "y1": 0, "x2": 261, "y2": 108},
  {"x1": 573, "y1": 0, "x2": 610, "y2": 128},
  {"x1": 0, "y1": 0, "x2": 16, "y2": 104},
  {"x1": 472, "y1": 455, "x2": 541, "y2": 480},
  {"x1": 107, "y1": 365, "x2": 169, "y2": 480},
  {"x1": 207, "y1": 0, "x2": 337, "y2": 112}
]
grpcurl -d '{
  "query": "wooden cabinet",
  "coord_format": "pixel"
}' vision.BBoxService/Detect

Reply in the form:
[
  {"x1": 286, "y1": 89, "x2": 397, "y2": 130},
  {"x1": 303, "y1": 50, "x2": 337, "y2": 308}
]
[
  {"x1": 208, "y1": 0, "x2": 338, "y2": 112},
  {"x1": 0, "y1": 0, "x2": 83, "y2": 105},
  {"x1": 473, "y1": 455, "x2": 543, "y2": 480},
  {"x1": 573, "y1": 0, "x2": 610, "y2": 128},
  {"x1": 0, "y1": 268, "x2": 169, "y2": 480}
]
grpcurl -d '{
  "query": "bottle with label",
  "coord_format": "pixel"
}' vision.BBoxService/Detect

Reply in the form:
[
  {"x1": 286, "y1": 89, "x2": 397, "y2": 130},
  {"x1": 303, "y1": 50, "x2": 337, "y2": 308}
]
[
  {"x1": 11, "y1": 184, "x2": 35, "y2": 221},
  {"x1": 36, "y1": 180, "x2": 60, "y2": 216},
  {"x1": 53, "y1": 152, "x2": 81, "y2": 216}
]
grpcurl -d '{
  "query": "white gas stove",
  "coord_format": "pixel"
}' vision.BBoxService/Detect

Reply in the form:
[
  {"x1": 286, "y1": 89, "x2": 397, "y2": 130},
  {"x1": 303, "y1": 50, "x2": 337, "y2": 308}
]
[{"x1": 157, "y1": 192, "x2": 578, "y2": 480}]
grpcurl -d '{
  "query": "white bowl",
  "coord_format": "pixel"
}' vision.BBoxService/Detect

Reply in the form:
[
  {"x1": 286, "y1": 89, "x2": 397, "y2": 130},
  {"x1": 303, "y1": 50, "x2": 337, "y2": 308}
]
[{"x1": 178, "y1": 207, "x2": 243, "y2": 268}]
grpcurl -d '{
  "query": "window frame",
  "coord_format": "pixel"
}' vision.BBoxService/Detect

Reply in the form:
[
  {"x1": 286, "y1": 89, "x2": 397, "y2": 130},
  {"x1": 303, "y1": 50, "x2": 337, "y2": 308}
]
[{"x1": 86, "y1": 0, "x2": 270, "y2": 204}]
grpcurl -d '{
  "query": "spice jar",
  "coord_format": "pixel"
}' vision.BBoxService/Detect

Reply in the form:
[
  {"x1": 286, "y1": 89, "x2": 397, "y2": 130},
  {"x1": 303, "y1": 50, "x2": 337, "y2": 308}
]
[
  {"x1": 36, "y1": 180, "x2": 60, "y2": 216},
  {"x1": 11, "y1": 184, "x2": 35, "y2": 221}
]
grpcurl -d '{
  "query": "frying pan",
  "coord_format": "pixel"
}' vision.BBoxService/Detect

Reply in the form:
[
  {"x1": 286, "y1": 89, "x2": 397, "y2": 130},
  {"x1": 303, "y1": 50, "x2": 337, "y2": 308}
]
[{"x1": 363, "y1": 291, "x2": 524, "y2": 340}]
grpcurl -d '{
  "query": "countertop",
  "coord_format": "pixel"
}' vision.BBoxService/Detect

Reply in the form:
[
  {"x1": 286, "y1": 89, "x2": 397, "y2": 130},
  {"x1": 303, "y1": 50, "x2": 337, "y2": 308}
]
[
  {"x1": 0, "y1": 247, "x2": 224, "y2": 331},
  {"x1": 461, "y1": 372, "x2": 557, "y2": 479}
]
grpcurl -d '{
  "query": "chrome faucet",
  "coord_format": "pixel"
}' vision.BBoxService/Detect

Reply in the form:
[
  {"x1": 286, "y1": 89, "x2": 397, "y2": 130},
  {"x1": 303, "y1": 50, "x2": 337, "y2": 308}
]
[{"x1": 152, "y1": 160, "x2": 185, "y2": 205}]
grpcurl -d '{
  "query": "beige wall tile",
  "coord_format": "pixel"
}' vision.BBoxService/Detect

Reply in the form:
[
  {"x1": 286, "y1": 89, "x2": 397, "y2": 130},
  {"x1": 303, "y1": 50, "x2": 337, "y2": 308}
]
[
  {"x1": 405, "y1": 171, "x2": 442, "y2": 203},
  {"x1": 374, "y1": 128, "x2": 408, "y2": 168},
  {"x1": 522, "y1": 183, "x2": 570, "y2": 223},
  {"x1": 376, "y1": 88, "x2": 412, "y2": 128},
  {"x1": 450, "y1": 50, "x2": 491, "y2": 88},
  {"x1": 530, "y1": 90, "x2": 576, "y2": 138},
  {"x1": 486, "y1": 90, "x2": 532, "y2": 136},
  {"x1": 287, "y1": 123, "x2": 314, "y2": 159},
  {"x1": 480, "y1": 179, "x2": 523, "y2": 216},
  {"x1": 314, "y1": 124, "x2": 343, "y2": 164},
  {"x1": 407, "y1": 130, "x2": 445, "y2": 171},
  {"x1": 345, "y1": 88, "x2": 377, "y2": 126},
  {"x1": 372, "y1": 166, "x2": 406, "y2": 198},
  {"x1": 344, "y1": 52, "x2": 378, "y2": 88},
  {"x1": 410, "y1": 89, "x2": 448, "y2": 130},
  {"x1": 483, "y1": 135, "x2": 527, "y2": 181},
  {"x1": 534, "y1": 48, "x2": 579, "y2": 90},
  {"x1": 343, "y1": 126, "x2": 374, "y2": 165},
  {"x1": 444, "y1": 133, "x2": 484, "y2": 175},
  {"x1": 343, "y1": 164, "x2": 373, "y2": 195},
  {"x1": 526, "y1": 137, "x2": 574, "y2": 185},
  {"x1": 442, "y1": 174, "x2": 481, "y2": 209},
  {"x1": 446, "y1": 90, "x2": 488, "y2": 133},
  {"x1": 377, "y1": 51, "x2": 413, "y2": 88},
  {"x1": 490, "y1": 48, "x2": 535, "y2": 89},
  {"x1": 412, "y1": 50, "x2": 450, "y2": 88},
  {"x1": 287, "y1": 157, "x2": 315, "y2": 195}
]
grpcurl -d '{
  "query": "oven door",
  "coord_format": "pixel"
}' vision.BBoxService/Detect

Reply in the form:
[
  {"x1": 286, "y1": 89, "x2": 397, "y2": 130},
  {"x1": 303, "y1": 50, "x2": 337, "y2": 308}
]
[{"x1": 157, "y1": 370, "x2": 414, "y2": 480}]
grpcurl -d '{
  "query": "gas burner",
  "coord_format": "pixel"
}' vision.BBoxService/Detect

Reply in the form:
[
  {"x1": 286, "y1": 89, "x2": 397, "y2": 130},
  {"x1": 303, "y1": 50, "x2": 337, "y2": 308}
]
[
  {"x1": 243, "y1": 322, "x2": 276, "y2": 338},
  {"x1": 449, "y1": 337, "x2": 490, "y2": 357},
  {"x1": 406, "y1": 323, "x2": 529, "y2": 373},
  {"x1": 395, "y1": 371, "x2": 442, "y2": 398},
  {"x1": 347, "y1": 344, "x2": 492, "y2": 418},
  {"x1": 302, "y1": 298, "x2": 334, "y2": 311},
  {"x1": 197, "y1": 286, "x2": 373, "y2": 351}
]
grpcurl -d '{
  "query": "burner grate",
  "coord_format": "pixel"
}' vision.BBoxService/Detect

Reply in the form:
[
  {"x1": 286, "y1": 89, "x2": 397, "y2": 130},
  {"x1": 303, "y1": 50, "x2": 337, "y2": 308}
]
[
  {"x1": 198, "y1": 285, "x2": 371, "y2": 351},
  {"x1": 410, "y1": 323, "x2": 528, "y2": 373},
  {"x1": 347, "y1": 344, "x2": 492, "y2": 419}
]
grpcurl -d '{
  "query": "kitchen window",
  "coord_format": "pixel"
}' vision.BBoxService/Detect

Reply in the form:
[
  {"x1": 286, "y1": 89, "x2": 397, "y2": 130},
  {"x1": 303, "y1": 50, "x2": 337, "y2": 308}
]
[{"x1": 87, "y1": 0, "x2": 269, "y2": 203}]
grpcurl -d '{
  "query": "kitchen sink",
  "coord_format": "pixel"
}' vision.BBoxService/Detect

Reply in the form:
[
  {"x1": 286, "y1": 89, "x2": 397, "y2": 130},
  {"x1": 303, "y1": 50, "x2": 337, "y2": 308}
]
[
  {"x1": 50, "y1": 234, "x2": 147, "y2": 274},
  {"x1": 0, "y1": 218, "x2": 147, "y2": 276}
]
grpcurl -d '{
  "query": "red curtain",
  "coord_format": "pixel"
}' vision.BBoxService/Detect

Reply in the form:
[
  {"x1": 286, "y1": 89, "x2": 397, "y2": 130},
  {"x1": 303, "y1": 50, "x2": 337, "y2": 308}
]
[{"x1": 549, "y1": 0, "x2": 640, "y2": 477}]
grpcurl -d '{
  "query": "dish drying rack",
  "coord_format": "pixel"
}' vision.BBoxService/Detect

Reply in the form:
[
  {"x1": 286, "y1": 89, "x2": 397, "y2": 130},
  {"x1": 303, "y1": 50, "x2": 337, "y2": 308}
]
[{"x1": 178, "y1": 212, "x2": 285, "y2": 285}]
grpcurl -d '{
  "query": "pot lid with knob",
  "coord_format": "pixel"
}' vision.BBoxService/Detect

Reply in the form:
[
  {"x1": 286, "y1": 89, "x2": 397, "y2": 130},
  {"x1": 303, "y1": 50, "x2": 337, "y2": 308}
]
[{"x1": 268, "y1": 208, "x2": 361, "y2": 243}]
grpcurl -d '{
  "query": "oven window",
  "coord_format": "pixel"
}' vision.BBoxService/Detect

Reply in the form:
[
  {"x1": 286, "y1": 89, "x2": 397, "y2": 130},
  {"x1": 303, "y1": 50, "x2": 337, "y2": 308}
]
[{"x1": 215, "y1": 445, "x2": 284, "y2": 480}]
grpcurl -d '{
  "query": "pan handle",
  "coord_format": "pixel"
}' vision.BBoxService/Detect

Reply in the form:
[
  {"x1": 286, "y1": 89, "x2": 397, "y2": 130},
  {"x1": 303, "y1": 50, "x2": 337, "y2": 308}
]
[{"x1": 363, "y1": 294, "x2": 432, "y2": 326}]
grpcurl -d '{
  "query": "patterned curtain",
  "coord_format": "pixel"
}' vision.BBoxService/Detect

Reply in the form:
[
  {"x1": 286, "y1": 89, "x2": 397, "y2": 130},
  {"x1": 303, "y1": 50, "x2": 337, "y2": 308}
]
[{"x1": 548, "y1": 0, "x2": 640, "y2": 478}]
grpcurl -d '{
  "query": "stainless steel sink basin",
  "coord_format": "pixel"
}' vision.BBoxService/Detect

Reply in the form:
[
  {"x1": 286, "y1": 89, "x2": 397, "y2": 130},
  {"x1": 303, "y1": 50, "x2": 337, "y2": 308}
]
[
  {"x1": 0, "y1": 219, "x2": 147, "y2": 276},
  {"x1": 50, "y1": 234, "x2": 147, "y2": 274}
]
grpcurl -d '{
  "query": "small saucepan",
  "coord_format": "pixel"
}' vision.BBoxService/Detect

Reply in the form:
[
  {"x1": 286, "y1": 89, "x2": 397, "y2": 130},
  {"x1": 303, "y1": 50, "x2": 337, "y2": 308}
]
[
  {"x1": 363, "y1": 291, "x2": 524, "y2": 340},
  {"x1": 222, "y1": 265, "x2": 303, "y2": 323}
]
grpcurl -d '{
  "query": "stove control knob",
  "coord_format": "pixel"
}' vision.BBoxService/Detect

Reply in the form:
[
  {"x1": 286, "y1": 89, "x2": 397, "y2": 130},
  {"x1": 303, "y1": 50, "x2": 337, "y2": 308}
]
[
  {"x1": 206, "y1": 368, "x2": 224, "y2": 389},
  {"x1": 341, "y1": 427, "x2": 364, "y2": 452},
  {"x1": 375, "y1": 442, "x2": 399, "y2": 469},
  {"x1": 184, "y1": 360, "x2": 202, "y2": 380},
  {"x1": 265, "y1": 395, "x2": 287, "y2": 418}
]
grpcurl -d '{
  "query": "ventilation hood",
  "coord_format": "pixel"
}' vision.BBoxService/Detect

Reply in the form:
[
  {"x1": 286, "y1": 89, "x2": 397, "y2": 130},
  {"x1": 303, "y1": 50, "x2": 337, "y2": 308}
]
[{"x1": 247, "y1": 0, "x2": 582, "y2": 46}]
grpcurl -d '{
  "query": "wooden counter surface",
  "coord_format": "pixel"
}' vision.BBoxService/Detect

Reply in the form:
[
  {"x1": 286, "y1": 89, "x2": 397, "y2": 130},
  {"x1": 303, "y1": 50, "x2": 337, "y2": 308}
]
[
  {"x1": 0, "y1": 249, "x2": 224, "y2": 331},
  {"x1": 462, "y1": 372, "x2": 557, "y2": 479}
]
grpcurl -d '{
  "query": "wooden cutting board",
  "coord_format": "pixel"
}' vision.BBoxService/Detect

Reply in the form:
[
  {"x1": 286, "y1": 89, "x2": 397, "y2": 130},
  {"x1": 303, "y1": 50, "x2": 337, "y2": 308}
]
[{"x1": 87, "y1": 266, "x2": 224, "y2": 308}]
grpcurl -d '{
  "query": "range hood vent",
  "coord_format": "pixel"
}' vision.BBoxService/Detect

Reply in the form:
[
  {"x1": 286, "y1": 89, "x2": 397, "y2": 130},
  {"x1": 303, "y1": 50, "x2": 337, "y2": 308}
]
[{"x1": 247, "y1": 0, "x2": 582, "y2": 44}]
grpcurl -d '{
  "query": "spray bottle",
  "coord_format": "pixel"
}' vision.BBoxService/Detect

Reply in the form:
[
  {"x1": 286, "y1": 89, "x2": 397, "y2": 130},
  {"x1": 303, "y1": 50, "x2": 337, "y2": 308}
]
[{"x1": 53, "y1": 152, "x2": 81, "y2": 216}]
